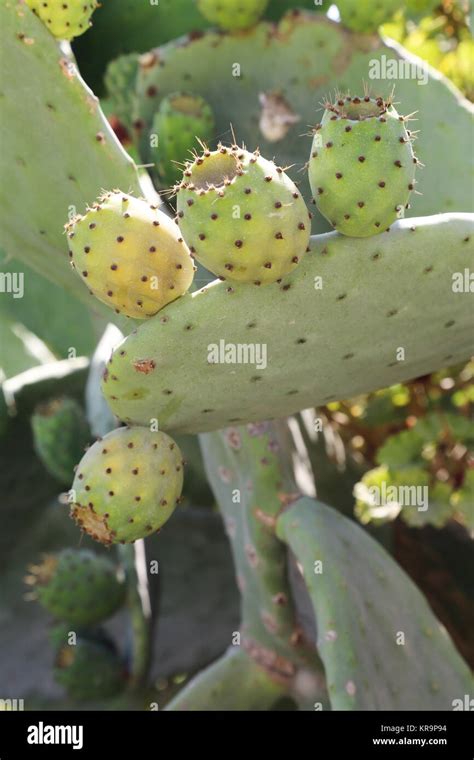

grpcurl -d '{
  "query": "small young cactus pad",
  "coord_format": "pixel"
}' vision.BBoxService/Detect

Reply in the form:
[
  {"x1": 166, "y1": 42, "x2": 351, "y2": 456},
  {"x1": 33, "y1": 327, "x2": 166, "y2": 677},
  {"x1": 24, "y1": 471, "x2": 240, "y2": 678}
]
[
  {"x1": 66, "y1": 191, "x2": 195, "y2": 319},
  {"x1": 71, "y1": 427, "x2": 184, "y2": 545},
  {"x1": 197, "y1": 0, "x2": 269, "y2": 31},
  {"x1": 308, "y1": 94, "x2": 418, "y2": 238},
  {"x1": 176, "y1": 144, "x2": 310, "y2": 283},
  {"x1": 25, "y1": 549, "x2": 126, "y2": 626},
  {"x1": 151, "y1": 92, "x2": 215, "y2": 187},
  {"x1": 25, "y1": 0, "x2": 98, "y2": 40}
]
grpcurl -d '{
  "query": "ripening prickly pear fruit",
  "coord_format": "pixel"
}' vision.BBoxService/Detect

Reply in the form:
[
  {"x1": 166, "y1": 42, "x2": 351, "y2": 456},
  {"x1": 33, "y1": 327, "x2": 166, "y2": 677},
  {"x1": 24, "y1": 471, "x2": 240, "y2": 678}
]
[
  {"x1": 66, "y1": 191, "x2": 195, "y2": 319},
  {"x1": 176, "y1": 144, "x2": 310, "y2": 284},
  {"x1": 151, "y1": 93, "x2": 215, "y2": 188},
  {"x1": 308, "y1": 94, "x2": 418, "y2": 238},
  {"x1": 31, "y1": 397, "x2": 91, "y2": 485},
  {"x1": 54, "y1": 637, "x2": 125, "y2": 700},
  {"x1": 25, "y1": 0, "x2": 98, "y2": 40},
  {"x1": 25, "y1": 549, "x2": 126, "y2": 626},
  {"x1": 70, "y1": 427, "x2": 184, "y2": 545},
  {"x1": 336, "y1": 0, "x2": 400, "y2": 33},
  {"x1": 197, "y1": 0, "x2": 269, "y2": 31}
]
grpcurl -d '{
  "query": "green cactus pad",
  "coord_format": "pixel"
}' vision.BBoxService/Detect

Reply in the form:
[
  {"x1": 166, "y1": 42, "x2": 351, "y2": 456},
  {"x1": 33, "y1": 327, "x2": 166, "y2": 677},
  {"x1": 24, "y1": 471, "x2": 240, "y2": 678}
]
[
  {"x1": 26, "y1": 549, "x2": 126, "y2": 626},
  {"x1": 31, "y1": 397, "x2": 91, "y2": 484},
  {"x1": 132, "y1": 13, "x2": 473, "y2": 231},
  {"x1": 102, "y1": 214, "x2": 473, "y2": 434},
  {"x1": 151, "y1": 92, "x2": 215, "y2": 188},
  {"x1": 25, "y1": 0, "x2": 98, "y2": 40},
  {"x1": 276, "y1": 497, "x2": 474, "y2": 709},
  {"x1": 71, "y1": 427, "x2": 184, "y2": 545},
  {"x1": 67, "y1": 191, "x2": 195, "y2": 319},
  {"x1": 336, "y1": 0, "x2": 400, "y2": 33},
  {"x1": 197, "y1": 0, "x2": 269, "y2": 30},
  {"x1": 176, "y1": 144, "x2": 310, "y2": 283},
  {"x1": 0, "y1": 2, "x2": 140, "y2": 299},
  {"x1": 308, "y1": 95, "x2": 417, "y2": 237},
  {"x1": 54, "y1": 637, "x2": 125, "y2": 700}
]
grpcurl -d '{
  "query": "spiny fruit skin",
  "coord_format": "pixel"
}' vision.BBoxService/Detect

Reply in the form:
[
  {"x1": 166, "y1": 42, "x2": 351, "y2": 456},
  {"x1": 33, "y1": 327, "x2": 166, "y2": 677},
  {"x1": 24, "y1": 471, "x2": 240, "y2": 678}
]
[
  {"x1": 176, "y1": 144, "x2": 310, "y2": 284},
  {"x1": 308, "y1": 95, "x2": 418, "y2": 238},
  {"x1": 66, "y1": 191, "x2": 195, "y2": 319},
  {"x1": 336, "y1": 0, "x2": 400, "y2": 33},
  {"x1": 31, "y1": 397, "x2": 91, "y2": 485},
  {"x1": 54, "y1": 637, "x2": 125, "y2": 701},
  {"x1": 151, "y1": 92, "x2": 215, "y2": 188},
  {"x1": 71, "y1": 427, "x2": 184, "y2": 545},
  {"x1": 25, "y1": 0, "x2": 98, "y2": 40},
  {"x1": 197, "y1": 0, "x2": 269, "y2": 31},
  {"x1": 26, "y1": 549, "x2": 126, "y2": 626}
]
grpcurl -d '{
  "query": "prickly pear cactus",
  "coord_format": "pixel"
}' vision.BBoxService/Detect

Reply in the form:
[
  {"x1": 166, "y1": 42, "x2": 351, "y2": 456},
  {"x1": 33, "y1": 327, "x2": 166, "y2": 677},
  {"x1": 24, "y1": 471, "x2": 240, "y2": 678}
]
[
  {"x1": 176, "y1": 144, "x2": 310, "y2": 283},
  {"x1": 101, "y1": 214, "x2": 474, "y2": 433},
  {"x1": 197, "y1": 0, "x2": 269, "y2": 30},
  {"x1": 104, "y1": 53, "x2": 140, "y2": 132},
  {"x1": 31, "y1": 397, "x2": 91, "y2": 485},
  {"x1": 26, "y1": 549, "x2": 126, "y2": 626},
  {"x1": 54, "y1": 637, "x2": 125, "y2": 700},
  {"x1": 308, "y1": 94, "x2": 418, "y2": 237},
  {"x1": 71, "y1": 427, "x2": 184, "y2": 544},
  {"x1": 151, "y1": 93, "x2": 215, "y2": 188},
  {"x1": 336, "y1": 0, "x2": 400, "y2": 33},
  {"x1": 67, "y1": 191, "x2": 195, "y2": 319},
  {"x1": 25, "y1": 0, "x2": 98, "y2": 40}
]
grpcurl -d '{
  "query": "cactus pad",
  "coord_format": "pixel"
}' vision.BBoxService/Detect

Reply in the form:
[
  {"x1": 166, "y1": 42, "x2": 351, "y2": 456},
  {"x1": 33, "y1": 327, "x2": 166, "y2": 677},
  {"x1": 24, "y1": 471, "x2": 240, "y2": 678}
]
[
  {"x1": 102, "y1": 214, "x2": 473, "y2": 433},
  {"x1": 176, "y1": 144, "x2": 310, "y2": 283},
  {"x1": 67, "y1": 191, "x2": 195, "y2": 319},
  {"x1": 277, "y1": 497, "x2": 473, "y2": 709},
  {"x1": 309, "y1": 95, "x2": 417, "y2": 237},
  {"x1": 336, "y1": 0, "x2": 400, "y2": 33},
  {"x1": 26, "y1": 549, "x2": 126, "y2": 626},
  {"x1": 71, "y1": 427, "x2": 184, "y2": 544}
]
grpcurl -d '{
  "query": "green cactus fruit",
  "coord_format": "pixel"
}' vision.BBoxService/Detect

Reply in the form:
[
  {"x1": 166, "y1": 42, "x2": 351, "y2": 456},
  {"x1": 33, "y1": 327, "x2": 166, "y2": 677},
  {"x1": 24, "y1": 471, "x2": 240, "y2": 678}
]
[
  {"x1": 197, "y1": 0, "x2": 269, "y2": 30},
  {"x1": 54, "y1": 637, "x2": 125, "y2": 701},
  {"x1": 308, "y1": 94, "x2": 418, "y2": 238},
  {"x1": 151, "y1": 92, "x2": 215, "y2": 188},
  {"x1": 176, "y1": 143, "x2": 310, "y2": 284},
  {"x1": 104, "y1": 53, "x2": 140, "y2": 133},
  {"x1": 70, "y1": 427, "x2": 184, "y2": 545},
  {"x1": 25, "y1": 0, "x2": 98, "y2": 40},
  {"x1": 31, "y1": 397, "x2": 91, "y2": 485},
  {"x1": 66, "y1": 190, "x2": 195, "y2": 319},
  {"x1": 25, "y1": 549, "x2": 126, "y2": 626},
  {"x1": 336, "y1": 0, "x2": 400, "y2": 33}
]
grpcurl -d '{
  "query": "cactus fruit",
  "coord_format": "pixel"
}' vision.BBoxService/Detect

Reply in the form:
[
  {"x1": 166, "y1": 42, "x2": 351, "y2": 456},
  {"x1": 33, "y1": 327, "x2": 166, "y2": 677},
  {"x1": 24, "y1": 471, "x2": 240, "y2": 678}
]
[
  {"x1": 31, "y1": 398, "x2": 91, "y2": 485},
  {"x1": 404, "y1": 0, "x2": 440, "y2": 16},
  {"x1": 71, "y1": 427, "x2": 184, "y2": 545},
  {"x1": 25, "y1": 0, "x2": 98, "y2": 40},
  {"x1": 308, "y1": 94, "x2": 418, "y2": 237},
  {"x1": 151, "y1": 93, "x2": 215, "y2": 188},
  {"x1": 176, "y1": 144, "x2": 310, "y2": 283},
  {"x1": 25, "y1": 549, "x2": 126, "y2": 626},
  {"x1": 104, "y1": 53, "x2": 140, "y2": 133},
  {"x1": 54, "y1": 637, "x2": 125, "y2": 700},
  {"x1": 66, "y1": 191, "x2": 195, "y2": 319},
  {"x1": 197, "y1": 0, "x2": 269, "y2": 31},
  {"x1": 336, "y1": 0, "x2": 400, "y2": 33}
]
